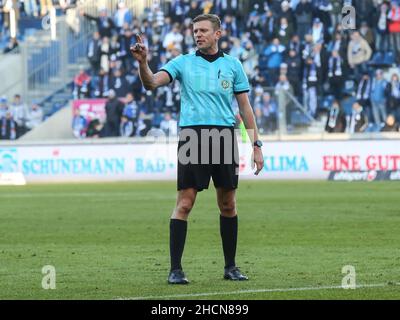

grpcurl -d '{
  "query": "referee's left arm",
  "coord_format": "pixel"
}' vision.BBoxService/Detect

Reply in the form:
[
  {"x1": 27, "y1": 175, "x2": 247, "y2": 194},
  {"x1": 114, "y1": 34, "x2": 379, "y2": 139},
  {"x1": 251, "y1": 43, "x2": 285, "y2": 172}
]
[{"x1": 236, "y1": 92, "x2": 264, "y2": 175}]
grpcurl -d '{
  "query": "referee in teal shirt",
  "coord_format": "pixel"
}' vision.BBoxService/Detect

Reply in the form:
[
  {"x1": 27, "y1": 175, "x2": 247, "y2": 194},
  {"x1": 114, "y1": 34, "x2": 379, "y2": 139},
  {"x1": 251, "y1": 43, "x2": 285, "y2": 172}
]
[{"x1": 131, "y1": 14, "x2": 264, "y2": 284}]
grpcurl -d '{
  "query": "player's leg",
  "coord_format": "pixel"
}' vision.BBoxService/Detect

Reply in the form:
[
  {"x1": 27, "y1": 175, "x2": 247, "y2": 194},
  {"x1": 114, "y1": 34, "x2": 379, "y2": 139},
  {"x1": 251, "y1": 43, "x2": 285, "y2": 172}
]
[
  {"x1": 168, "y1": 188, "x2": 197, "y2": 284},
  {"x1": 216, "y1": 187, "x2": 248, "y2": 281},
  {"x1": 172, "y1": 188, "x2": 197, "y2": 220}
]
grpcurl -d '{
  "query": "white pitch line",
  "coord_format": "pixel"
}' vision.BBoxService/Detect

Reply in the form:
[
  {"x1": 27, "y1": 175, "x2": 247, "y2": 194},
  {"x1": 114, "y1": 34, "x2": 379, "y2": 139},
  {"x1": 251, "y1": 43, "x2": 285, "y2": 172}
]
[
  {"x1": 0, "y1": 192, "x2": 175, "y2": 199},
  {"x1": 115, "y1": 282, "x2": 400, "y2": 300}
]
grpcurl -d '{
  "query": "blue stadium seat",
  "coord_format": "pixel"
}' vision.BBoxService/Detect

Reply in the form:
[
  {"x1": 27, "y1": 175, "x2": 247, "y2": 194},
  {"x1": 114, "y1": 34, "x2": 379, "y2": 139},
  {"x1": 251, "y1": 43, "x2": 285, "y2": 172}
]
[
  {"x1": 290, "y1": 110, "x2": 312, "y2": 126},
  {"x1": 384, "y1": 51, "x2": 395, "y2": 66}
]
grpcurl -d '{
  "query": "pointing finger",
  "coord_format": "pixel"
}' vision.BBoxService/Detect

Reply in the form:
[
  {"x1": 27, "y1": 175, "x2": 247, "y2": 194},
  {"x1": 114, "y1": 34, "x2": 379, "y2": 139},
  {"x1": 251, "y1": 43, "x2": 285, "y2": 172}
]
[{"x1": 130, "y1": 43, "x2": 144, "y2": 52}]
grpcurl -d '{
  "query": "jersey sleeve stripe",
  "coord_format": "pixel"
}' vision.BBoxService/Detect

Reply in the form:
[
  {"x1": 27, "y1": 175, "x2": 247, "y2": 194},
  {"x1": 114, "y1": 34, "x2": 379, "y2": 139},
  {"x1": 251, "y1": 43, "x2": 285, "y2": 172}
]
[{"x1": 160, "y1": 69, "x2": 173, "y2": 83}]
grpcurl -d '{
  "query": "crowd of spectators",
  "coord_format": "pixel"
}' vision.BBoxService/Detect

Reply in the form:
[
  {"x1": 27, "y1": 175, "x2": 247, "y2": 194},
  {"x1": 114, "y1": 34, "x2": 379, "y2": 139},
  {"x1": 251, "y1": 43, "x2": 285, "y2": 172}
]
[
  {"x1": 0, "y1": 0, "x2": 80, "y2": 54},
  {"x1": 60, "y1": 1, "x2": 400, "y2": 136},
  {"x1": 0, "y1": 93, "x2": 44, "y2": 140}
]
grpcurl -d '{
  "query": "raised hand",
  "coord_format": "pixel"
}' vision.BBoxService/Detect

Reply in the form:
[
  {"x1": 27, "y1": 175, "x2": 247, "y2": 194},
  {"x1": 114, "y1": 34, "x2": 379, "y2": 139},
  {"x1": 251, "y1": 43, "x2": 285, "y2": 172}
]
[{"x1": 130, "y1": 33, "x2": 148, "y2": 64}]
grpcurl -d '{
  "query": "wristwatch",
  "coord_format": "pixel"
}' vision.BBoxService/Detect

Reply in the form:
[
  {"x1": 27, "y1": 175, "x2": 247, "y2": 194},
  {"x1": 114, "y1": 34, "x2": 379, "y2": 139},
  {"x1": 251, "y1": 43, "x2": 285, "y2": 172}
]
[{"x1": 254, "y1": 140, "x2": 263, "y2": 148}]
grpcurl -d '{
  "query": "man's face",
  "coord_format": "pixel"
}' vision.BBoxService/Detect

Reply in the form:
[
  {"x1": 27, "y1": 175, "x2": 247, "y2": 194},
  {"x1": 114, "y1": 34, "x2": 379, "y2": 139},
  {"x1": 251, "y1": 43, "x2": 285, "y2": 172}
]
[
  {"x1": 352, "y1": 32, "x2": 360, "y2": 40},
  {"x1": 263, "y1": 94, "x2": 270, "y2": 103},
  {"x1": 387, "y1": 115, "x2": 395, "y2": 126},
  {"x1": 193, "y1": 20, "x2": 221, "y2": 50}
]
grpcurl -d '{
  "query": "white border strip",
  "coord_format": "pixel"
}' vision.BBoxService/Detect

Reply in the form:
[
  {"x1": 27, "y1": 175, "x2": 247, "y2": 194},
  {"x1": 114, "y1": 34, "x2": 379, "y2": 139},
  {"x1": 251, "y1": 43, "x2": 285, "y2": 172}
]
[{"x1": 115, "y1": 282, "x2": 399, "y2": 300}]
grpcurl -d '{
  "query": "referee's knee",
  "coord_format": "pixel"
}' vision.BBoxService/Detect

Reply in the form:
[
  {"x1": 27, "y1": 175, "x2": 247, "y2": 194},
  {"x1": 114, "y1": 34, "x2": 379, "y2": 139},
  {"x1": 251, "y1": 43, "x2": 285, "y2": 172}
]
[
  {"x1": 173, "y1": 199, "x2": 194, "y2": 219},
  {"x1": 219, "y1": 201, "x2": 237, "y2": 217}
]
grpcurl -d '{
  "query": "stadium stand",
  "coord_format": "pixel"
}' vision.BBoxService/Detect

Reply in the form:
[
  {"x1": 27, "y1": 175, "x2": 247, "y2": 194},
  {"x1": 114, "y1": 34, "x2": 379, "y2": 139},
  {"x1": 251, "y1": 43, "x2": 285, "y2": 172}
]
[{"x1": 1, "y1": 0, "x2": 400, "y2": 141}]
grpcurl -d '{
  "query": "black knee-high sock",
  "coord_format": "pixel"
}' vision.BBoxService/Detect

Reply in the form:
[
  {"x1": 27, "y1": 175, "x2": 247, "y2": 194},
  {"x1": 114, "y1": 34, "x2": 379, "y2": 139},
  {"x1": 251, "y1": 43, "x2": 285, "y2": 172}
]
[
  {"x1": 170, "y1": 219, "x2": 187, "y2": 271},
  {"x1": 220, "y1": 215, "x2": 238, "y2": 269}
]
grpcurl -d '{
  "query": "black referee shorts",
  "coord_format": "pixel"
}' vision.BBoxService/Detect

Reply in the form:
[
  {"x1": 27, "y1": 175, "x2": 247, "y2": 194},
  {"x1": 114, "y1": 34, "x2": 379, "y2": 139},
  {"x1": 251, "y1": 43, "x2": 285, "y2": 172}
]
[{"x1": 177, "y1": 126, "x2": 239, "y2": 192}]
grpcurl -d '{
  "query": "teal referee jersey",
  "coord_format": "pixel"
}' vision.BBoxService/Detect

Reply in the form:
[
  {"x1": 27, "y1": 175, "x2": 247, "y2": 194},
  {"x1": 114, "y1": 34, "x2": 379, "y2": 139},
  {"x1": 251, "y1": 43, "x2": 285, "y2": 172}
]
[{"x1": 160, "y1": 50, "x2": 250, "y2": 127}]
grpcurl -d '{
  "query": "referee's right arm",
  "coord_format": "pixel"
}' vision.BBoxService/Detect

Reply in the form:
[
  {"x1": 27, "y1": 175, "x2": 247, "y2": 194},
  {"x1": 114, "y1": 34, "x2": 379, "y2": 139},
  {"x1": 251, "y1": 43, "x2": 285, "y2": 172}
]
[{"x1": 130, "y1": 34, "x2": 171, "y2": 90}]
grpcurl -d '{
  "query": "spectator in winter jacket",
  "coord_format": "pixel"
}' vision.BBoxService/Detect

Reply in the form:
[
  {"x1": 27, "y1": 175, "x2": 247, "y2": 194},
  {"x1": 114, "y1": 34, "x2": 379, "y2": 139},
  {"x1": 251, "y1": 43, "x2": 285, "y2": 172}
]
[
  {"x1": 73, "y1": 67, "x2": 91, "y2": 99},
  {"x1": 104, "y1": 89, "x2": 125, "y2": 137},
  {"x1": 303, "y1": 56, "x2": 319, "y2": 117},
  {"x1": 285, "y1": 49, "x2": 302, "y2": 98},
  {"x1": 370, "y1": 69, "x2": 388, "y2": 127},
  {"x1": 160, "y1": 112, "x2": 178, "y2": 136},
  {"x1": 0, "y1": 112, "x2": 17, "y2": 140},
  {"x1": 295, "y1": 0, "x2": 313, "y2": 41},
  {"x1": 279, "y1": 0, "x2": 296, "y2": 30},
  {"x1": 313, "y1": 0, "x2": 333, "y2": 30},
  {"x1": 346, "y1": 102, "x2": 369, "y2": 134},
  {"x1": 374, "y1": 1, "x2": 390, "y2": 54},
  {"x1": 328, "y1": 50, "x2": 345, "y2": 100},
  {"x1": 87, "y1": 31, "x2": 102, "y2": 74},
  {"x1": 187, "y1": 1, "x2": 203, "y2": 20},
  {"x1": 385, "y1": 73, "x2": 400, "y2": 123},
  {"x1": 25, "y1": 102, "x2": 43, "y2": 131},
  {"x1": 0, "y1": 97, "x2": 8, "y2": 120},
  {"x1": 163, "y1": 23, "x2": 184, "y2": 51},
  {"x1": 264, "y1": 38, "x2": 286, "y2": 85},
  {"x1": 330, "y1": 0, "x2": 343, "y2": 29},
  {"x1": 109, "y1": 69, "x2": 131, "y2": 98},
  {"x1": 113, "y1": 1, "x2": 133, "y2": 32},
  {"x1": 72, "y1": 108, "x2": 87, "y2": 139},
  {"x1": 388, "y1": 1, "x2": 400, "y2": 63},
  {"x1": 310, "y1": 18, "x2": 325, "y2": 45},
  {"x1": 276, "y1": 17, "x2": 293, "y2": 48},
  {"x1": 327, "y1": 32, "x2": 347, "y2": 59},
  {"x1": 9, "y1": 94, "x2": 28, "y2": 138},
  {"x1": 122, "y1": 92, "x2": 140, "y2": 135},
  {"x1": 81, "y1": 8, "x2": 115, "y2": 39},
  {"x1": 288, "y1": 34, "x2": 302, "y2": 56},
  {"x1": 360, "y1": 21, "x2": 375, "y2": 52},
  {"x1": 261, "y1": 8, "x2": 276, "y2": 43},
  {"x1": 275, "y1": 74, "x2": 294, "y2": 126},
  {"x1": 325, "y1": 99, "x2": 346, "y2": 133},
  {"x1": 347, "y1": 31, "x2": 372, "y2": 79},
  {"x1": 356, "y1": 73, "x2": 373, "y2": 124},
  {"x1": 381, "y1": 114, "x2": 400, "y2": 132}
]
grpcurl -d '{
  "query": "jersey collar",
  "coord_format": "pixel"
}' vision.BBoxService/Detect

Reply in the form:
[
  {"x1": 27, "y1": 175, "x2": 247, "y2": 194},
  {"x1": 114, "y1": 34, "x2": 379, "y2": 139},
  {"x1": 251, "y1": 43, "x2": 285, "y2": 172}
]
[{"x1": 195, "y1": 49, "x2": 224, "y2": 62}]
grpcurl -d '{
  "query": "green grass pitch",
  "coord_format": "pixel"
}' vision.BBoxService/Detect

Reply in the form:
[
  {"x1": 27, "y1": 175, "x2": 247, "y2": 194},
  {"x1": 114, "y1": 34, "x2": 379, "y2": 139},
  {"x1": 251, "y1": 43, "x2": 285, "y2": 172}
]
[{"x1": 0, "y1": 180, "x2": 399, "y2": 299}]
